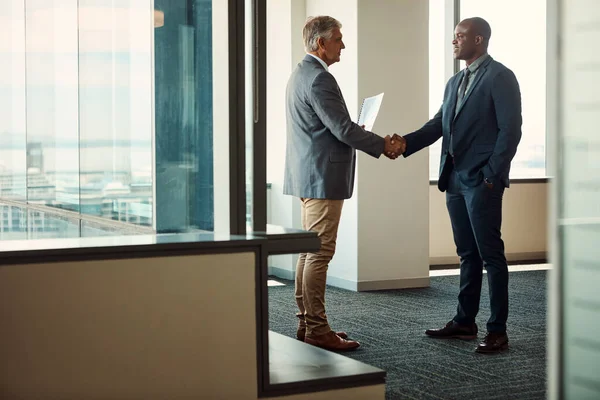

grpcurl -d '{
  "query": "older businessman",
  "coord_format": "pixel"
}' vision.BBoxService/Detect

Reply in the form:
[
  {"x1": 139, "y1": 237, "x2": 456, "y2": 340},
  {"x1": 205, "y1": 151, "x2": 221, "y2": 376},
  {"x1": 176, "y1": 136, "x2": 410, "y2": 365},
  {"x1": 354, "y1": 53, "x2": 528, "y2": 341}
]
[
  {"x1": 284, "y1": 15, "x2": 403, "y2": 351},
  {"x1": 394, "y1": 17, "x2": 522, "y2": 353}
]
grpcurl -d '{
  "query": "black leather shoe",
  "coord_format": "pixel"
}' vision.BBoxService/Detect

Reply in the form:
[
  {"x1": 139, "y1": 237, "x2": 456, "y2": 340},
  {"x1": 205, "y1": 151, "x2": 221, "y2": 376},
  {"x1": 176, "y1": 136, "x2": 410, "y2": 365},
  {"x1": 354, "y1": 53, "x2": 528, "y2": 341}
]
[
  {"x1": 425, "y1": 320, "x2": 478, "y2": 340},
  {"x1": 476, "y1": 332, "x2": 509, "y2": 353}
]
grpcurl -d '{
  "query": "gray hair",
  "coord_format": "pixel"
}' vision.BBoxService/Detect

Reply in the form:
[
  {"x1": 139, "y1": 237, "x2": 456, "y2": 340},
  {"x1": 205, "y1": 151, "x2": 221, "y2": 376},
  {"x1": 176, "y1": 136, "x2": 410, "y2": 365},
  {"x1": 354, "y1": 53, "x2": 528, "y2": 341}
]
[{"x1": 303, "y1": 16, "x2": 342, "y2": 52}]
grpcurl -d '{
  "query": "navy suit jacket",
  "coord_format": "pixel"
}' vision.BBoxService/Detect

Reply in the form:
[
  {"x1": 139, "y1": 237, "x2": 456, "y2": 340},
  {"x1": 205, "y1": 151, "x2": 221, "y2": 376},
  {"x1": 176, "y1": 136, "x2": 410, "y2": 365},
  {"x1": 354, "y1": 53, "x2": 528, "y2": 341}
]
[{"x1": 403, "y1": 56, "x2": 522, "y2": 192}]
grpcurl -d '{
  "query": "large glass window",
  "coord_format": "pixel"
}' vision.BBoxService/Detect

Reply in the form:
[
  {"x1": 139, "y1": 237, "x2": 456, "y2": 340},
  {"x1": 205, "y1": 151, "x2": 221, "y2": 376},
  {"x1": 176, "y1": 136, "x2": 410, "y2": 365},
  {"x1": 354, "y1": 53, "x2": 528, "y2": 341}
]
[
  {"x1": 26, "y1": 0, "x2": 80, "y2": 209},
  {"x1": 460, "y1": 0, "x2": 547, "y2": 178},
  {"x1": 0, "y1": 1, "x2": 27, "y2": 201},
  {"x1": 78, "y1": 0, "x2": 152, "y2": 225},
  {"x1": 0, "y1": 0, "x2": 231, "y2": 239},
  {"x1": 428, "y1": 0, "x2": 448, "y2": 180},
  {"x1": 428, "y1": 0, "x2": 547, "y2": 179},
  {"x1": 154, "y1": 0, "x2": 218, "y2": 233}
]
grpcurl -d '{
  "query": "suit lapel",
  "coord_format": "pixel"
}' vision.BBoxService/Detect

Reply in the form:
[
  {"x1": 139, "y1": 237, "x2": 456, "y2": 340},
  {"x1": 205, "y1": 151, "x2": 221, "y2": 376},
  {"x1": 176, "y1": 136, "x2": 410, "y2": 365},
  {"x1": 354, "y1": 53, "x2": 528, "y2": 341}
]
[{"x1": 454, "y1": 57, "x2": 493, "y2": 121}]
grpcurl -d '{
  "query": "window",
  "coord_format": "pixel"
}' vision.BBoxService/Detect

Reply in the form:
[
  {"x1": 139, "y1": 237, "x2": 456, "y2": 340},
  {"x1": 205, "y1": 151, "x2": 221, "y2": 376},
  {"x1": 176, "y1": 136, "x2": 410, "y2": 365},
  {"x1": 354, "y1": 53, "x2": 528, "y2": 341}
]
[
  {"x1": 0, "y1": 0, "x2": 239, "y2": 239},
  {"x1": 0, "y1": 0, "x2": 27, "y2": 200},
  {"x1": 25, "y1": 0, "x2": 81, "y2": 211},
  {"x1": 428, "y1": 0, "x2": 547, "y2": 179},
  {"x1": 78, "y1": 0, "x2": 153, "y2": 225},
  {"x1": 428, "y1": 0, "x2": 450, "y2": 180},
  {"x1": 460, "y1": 0, "x2": 546, "y2": 178}
]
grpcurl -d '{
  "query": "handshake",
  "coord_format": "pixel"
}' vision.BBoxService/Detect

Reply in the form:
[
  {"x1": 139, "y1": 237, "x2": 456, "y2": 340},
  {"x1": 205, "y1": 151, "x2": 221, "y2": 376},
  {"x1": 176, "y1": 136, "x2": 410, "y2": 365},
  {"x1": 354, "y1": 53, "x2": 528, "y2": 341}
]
[{"x1": 384, "y1": 134, "x2": 406, "y2": 160}]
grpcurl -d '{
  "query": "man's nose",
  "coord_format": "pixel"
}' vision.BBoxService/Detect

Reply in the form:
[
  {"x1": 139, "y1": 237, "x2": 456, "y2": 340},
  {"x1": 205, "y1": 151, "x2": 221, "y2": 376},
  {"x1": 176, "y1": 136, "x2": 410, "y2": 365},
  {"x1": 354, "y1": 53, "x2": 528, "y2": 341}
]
[
  {"x1": 341, "y1": 41, "x2": 345, "y2": 49},
  {"x1": 452, "y1": 39, "x2": 457, "y2": 45}
]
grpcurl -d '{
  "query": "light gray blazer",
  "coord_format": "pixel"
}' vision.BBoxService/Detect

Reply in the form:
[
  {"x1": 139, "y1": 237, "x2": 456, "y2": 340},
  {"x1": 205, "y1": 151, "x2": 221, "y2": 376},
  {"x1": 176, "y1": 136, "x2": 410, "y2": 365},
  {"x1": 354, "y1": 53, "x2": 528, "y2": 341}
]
[{"x1": 283, "y1": 55, "x2": 385, "y2": 200}]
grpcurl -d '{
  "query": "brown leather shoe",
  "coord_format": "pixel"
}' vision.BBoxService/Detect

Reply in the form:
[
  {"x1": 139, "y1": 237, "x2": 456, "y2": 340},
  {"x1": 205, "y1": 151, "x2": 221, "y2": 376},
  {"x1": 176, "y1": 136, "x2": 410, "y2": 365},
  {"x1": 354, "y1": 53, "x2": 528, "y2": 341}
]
[
  {"x1": 304, "y1": 331, "x2": 360, "y2": 351},
  {"x1": 425, "y1": 320, "x2": 478, "y2": 340},
  {"x1": 297, "y1": 327, "x2": 348, "y2": 341},
  {"x1": 476, "y1": 332, "x2": 509, "y2": 354}
]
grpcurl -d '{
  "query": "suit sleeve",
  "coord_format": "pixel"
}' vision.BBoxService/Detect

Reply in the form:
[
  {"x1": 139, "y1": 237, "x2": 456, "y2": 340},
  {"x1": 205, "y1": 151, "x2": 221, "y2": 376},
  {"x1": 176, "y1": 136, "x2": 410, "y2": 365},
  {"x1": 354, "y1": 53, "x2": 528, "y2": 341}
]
[
  {"x1": 310, "y1": 72, "x2": 385, "y2": 158},
  {"x1": 481, "y1": 69, "x2": 522, "y2": 183},
  {"x1": 401, "y1": 106, "x2": 443, "y2": 157}
]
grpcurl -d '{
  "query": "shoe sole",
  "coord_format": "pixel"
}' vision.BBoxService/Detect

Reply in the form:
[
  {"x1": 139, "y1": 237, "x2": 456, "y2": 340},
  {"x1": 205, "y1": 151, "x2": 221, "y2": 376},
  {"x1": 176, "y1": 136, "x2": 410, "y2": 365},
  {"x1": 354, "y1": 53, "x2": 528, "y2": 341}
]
[
  {"x1": 475, "y1": 343, "x2": 509, "y2": 354},
  {"x1": 425, "y1": 333, "x2": 477, "y2": 340},
  {"x1": 304, "y1": 340, "x2": 360, "y2": 352},
  {"x1": 297, "y1": 332, "x2": 348, "y2": 341}
]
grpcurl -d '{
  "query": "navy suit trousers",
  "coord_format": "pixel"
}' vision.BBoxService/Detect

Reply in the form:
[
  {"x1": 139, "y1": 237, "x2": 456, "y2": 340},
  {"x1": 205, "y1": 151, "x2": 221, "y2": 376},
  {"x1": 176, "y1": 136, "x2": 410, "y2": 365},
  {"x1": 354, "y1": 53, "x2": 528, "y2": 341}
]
[{"x1": 446, "y1": 167, "x2": 509, "y2": 333}]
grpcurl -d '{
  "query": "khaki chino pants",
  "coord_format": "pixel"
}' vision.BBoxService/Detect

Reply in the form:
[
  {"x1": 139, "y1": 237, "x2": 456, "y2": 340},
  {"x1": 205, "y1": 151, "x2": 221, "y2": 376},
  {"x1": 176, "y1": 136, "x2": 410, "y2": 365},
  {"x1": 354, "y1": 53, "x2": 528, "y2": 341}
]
[{"x1": 295, "y1": 198, "x2": 344, "y2": 337}]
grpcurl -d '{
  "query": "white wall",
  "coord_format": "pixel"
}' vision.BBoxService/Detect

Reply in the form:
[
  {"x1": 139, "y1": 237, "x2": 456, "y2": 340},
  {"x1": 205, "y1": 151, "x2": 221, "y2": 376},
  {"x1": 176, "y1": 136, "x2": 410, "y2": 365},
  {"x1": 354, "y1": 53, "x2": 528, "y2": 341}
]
[
  {"x1": 266, "y1": 0, "x2": 306, "y2": 278},
  {"x1": 354, "y1": 0, "x2": 430, "y2": 286},
  {"x1": 297, "y1": 0, "x2": 431, "y2": 291},
  {"x1": 304, "y1": 0, "x2": 361, "y2": 286},
  {"x1": 269, "y1": 182, "x2": 549, "y2": 270},
  {"x1": 265, "y1": 0, "x2": 548, "y2": 284},
  {"x1": 430, "y1": 182, "x2": 548, "y2": 264},
  {"x1": 306, "y1": 0, "x2": 359, "y2": 118}
]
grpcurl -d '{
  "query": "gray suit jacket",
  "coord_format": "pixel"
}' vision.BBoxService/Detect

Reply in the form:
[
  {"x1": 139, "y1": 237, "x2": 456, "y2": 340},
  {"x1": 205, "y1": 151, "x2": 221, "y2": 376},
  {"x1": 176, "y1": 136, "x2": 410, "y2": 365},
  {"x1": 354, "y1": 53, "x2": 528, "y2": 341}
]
[{"x1": 283, "y1": 55, "x2": 385, "y2": 200}]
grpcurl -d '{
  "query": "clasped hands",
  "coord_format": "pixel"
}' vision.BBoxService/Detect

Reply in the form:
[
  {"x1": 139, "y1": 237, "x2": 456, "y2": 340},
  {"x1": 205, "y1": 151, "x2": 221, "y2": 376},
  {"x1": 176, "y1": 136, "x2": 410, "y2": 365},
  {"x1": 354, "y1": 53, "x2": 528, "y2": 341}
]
[{"x1": 384, "y1": 134, "x2": 406, "y2": 160}]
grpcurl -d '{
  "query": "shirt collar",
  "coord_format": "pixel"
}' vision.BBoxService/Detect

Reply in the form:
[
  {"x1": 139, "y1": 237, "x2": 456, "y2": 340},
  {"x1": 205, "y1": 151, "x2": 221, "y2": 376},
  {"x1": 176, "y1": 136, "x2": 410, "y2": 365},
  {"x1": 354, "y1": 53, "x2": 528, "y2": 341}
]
[
  {"x1": 307, "y1": 53, "x2": 329, "y2": 72},
  {"x1": 466, "y1": 53, "x2": 489, "y2": 74}
]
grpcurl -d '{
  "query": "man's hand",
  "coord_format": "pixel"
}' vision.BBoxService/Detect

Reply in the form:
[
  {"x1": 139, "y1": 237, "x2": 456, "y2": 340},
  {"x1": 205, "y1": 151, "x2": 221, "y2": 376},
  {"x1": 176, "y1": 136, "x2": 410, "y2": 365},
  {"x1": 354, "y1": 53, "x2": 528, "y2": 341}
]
[
  {"x1": 392, "y1": 134, "x2": 407, "y2": 154},
  {"x1": 383, "y1": 134, "x2": 406, "y2": 159}
]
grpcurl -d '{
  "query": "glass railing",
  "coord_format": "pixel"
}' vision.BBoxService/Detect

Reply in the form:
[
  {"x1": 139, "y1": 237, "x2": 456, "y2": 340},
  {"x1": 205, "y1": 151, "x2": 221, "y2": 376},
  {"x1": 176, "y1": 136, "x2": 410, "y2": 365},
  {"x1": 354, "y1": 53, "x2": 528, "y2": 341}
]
[{"x1": 0, "y1": 200, "x2": 153, "y2": 241}]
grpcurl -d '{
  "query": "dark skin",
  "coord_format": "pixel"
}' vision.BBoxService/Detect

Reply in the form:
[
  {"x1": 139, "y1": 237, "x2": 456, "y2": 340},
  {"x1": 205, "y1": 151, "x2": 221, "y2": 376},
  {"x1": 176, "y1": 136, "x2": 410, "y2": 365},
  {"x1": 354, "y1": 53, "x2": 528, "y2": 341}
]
[
  {"x1": 392, "y1": 18, "x2": 493, "y2": 185},
  {"x1": 452, "y1": 18, "x2": 490, "y2": 66},
  {"x1": 454, "y1": 19, "x2": 493, "y2": 188}
]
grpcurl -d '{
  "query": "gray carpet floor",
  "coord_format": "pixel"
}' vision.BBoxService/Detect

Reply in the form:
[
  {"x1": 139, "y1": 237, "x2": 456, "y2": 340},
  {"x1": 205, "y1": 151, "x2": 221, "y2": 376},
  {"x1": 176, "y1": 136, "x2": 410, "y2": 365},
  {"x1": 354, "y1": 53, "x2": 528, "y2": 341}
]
[{"x1": 268, "y1": 270, "x2": 547, "y2": 400}]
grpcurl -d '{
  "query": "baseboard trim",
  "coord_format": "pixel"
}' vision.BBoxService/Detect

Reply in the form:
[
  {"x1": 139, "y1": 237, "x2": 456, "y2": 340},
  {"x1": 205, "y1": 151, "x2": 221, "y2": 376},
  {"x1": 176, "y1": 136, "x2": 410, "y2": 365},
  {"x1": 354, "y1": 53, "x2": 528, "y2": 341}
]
[
  {"x1": 325, "y1": 275, "x2": 430, "y2": 292},
  {"x1": 357, "y1": 277, "x2": 430, "y2": 291},
  {"x1": 325, "y1": 275, "x2": 357, "y2": 291},
  {"x1": 429, "y1": 251, "x2": 547, "y2": 266},
  {"x1": 268, "y1": 266, "x2": 295, "y2": 281}
]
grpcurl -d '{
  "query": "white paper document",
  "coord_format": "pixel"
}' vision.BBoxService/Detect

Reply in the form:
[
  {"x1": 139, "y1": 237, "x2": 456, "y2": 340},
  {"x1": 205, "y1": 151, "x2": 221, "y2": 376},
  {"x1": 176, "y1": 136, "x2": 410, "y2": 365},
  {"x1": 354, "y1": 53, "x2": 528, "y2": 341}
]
[{"x1": 357, "y1": 92, "x2": 384, "y2": 131}]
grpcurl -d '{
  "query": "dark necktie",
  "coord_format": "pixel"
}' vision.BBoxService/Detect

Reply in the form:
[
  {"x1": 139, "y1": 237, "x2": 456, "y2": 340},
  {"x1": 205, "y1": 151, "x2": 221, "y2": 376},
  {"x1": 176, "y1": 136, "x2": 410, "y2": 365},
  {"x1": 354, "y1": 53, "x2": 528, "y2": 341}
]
[
  {"x1": 458, "y1": 68, "x2": 471, "y2": 101},
  {"x1": 450, "y1": 68, "x2": 472, "y2": 157}
]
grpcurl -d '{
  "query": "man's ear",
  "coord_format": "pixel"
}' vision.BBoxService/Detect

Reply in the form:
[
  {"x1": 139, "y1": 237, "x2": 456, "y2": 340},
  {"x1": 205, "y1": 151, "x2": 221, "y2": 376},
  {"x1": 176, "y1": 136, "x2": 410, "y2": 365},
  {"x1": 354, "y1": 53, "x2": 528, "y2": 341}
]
[
  {"x1": 475, "y1": 35, "x2": 483, "y2": 46},
  {"x1": 317, "y1": 37, "x2": 325, "y2": 50}
]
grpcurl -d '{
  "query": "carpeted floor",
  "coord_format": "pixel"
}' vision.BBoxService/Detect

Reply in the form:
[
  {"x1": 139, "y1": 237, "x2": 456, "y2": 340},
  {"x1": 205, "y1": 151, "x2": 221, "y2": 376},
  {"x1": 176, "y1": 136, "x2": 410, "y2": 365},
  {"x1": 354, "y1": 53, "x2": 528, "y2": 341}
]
[{"x1": 268, "y1": 270, "x2": 547, "y2": 400}]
